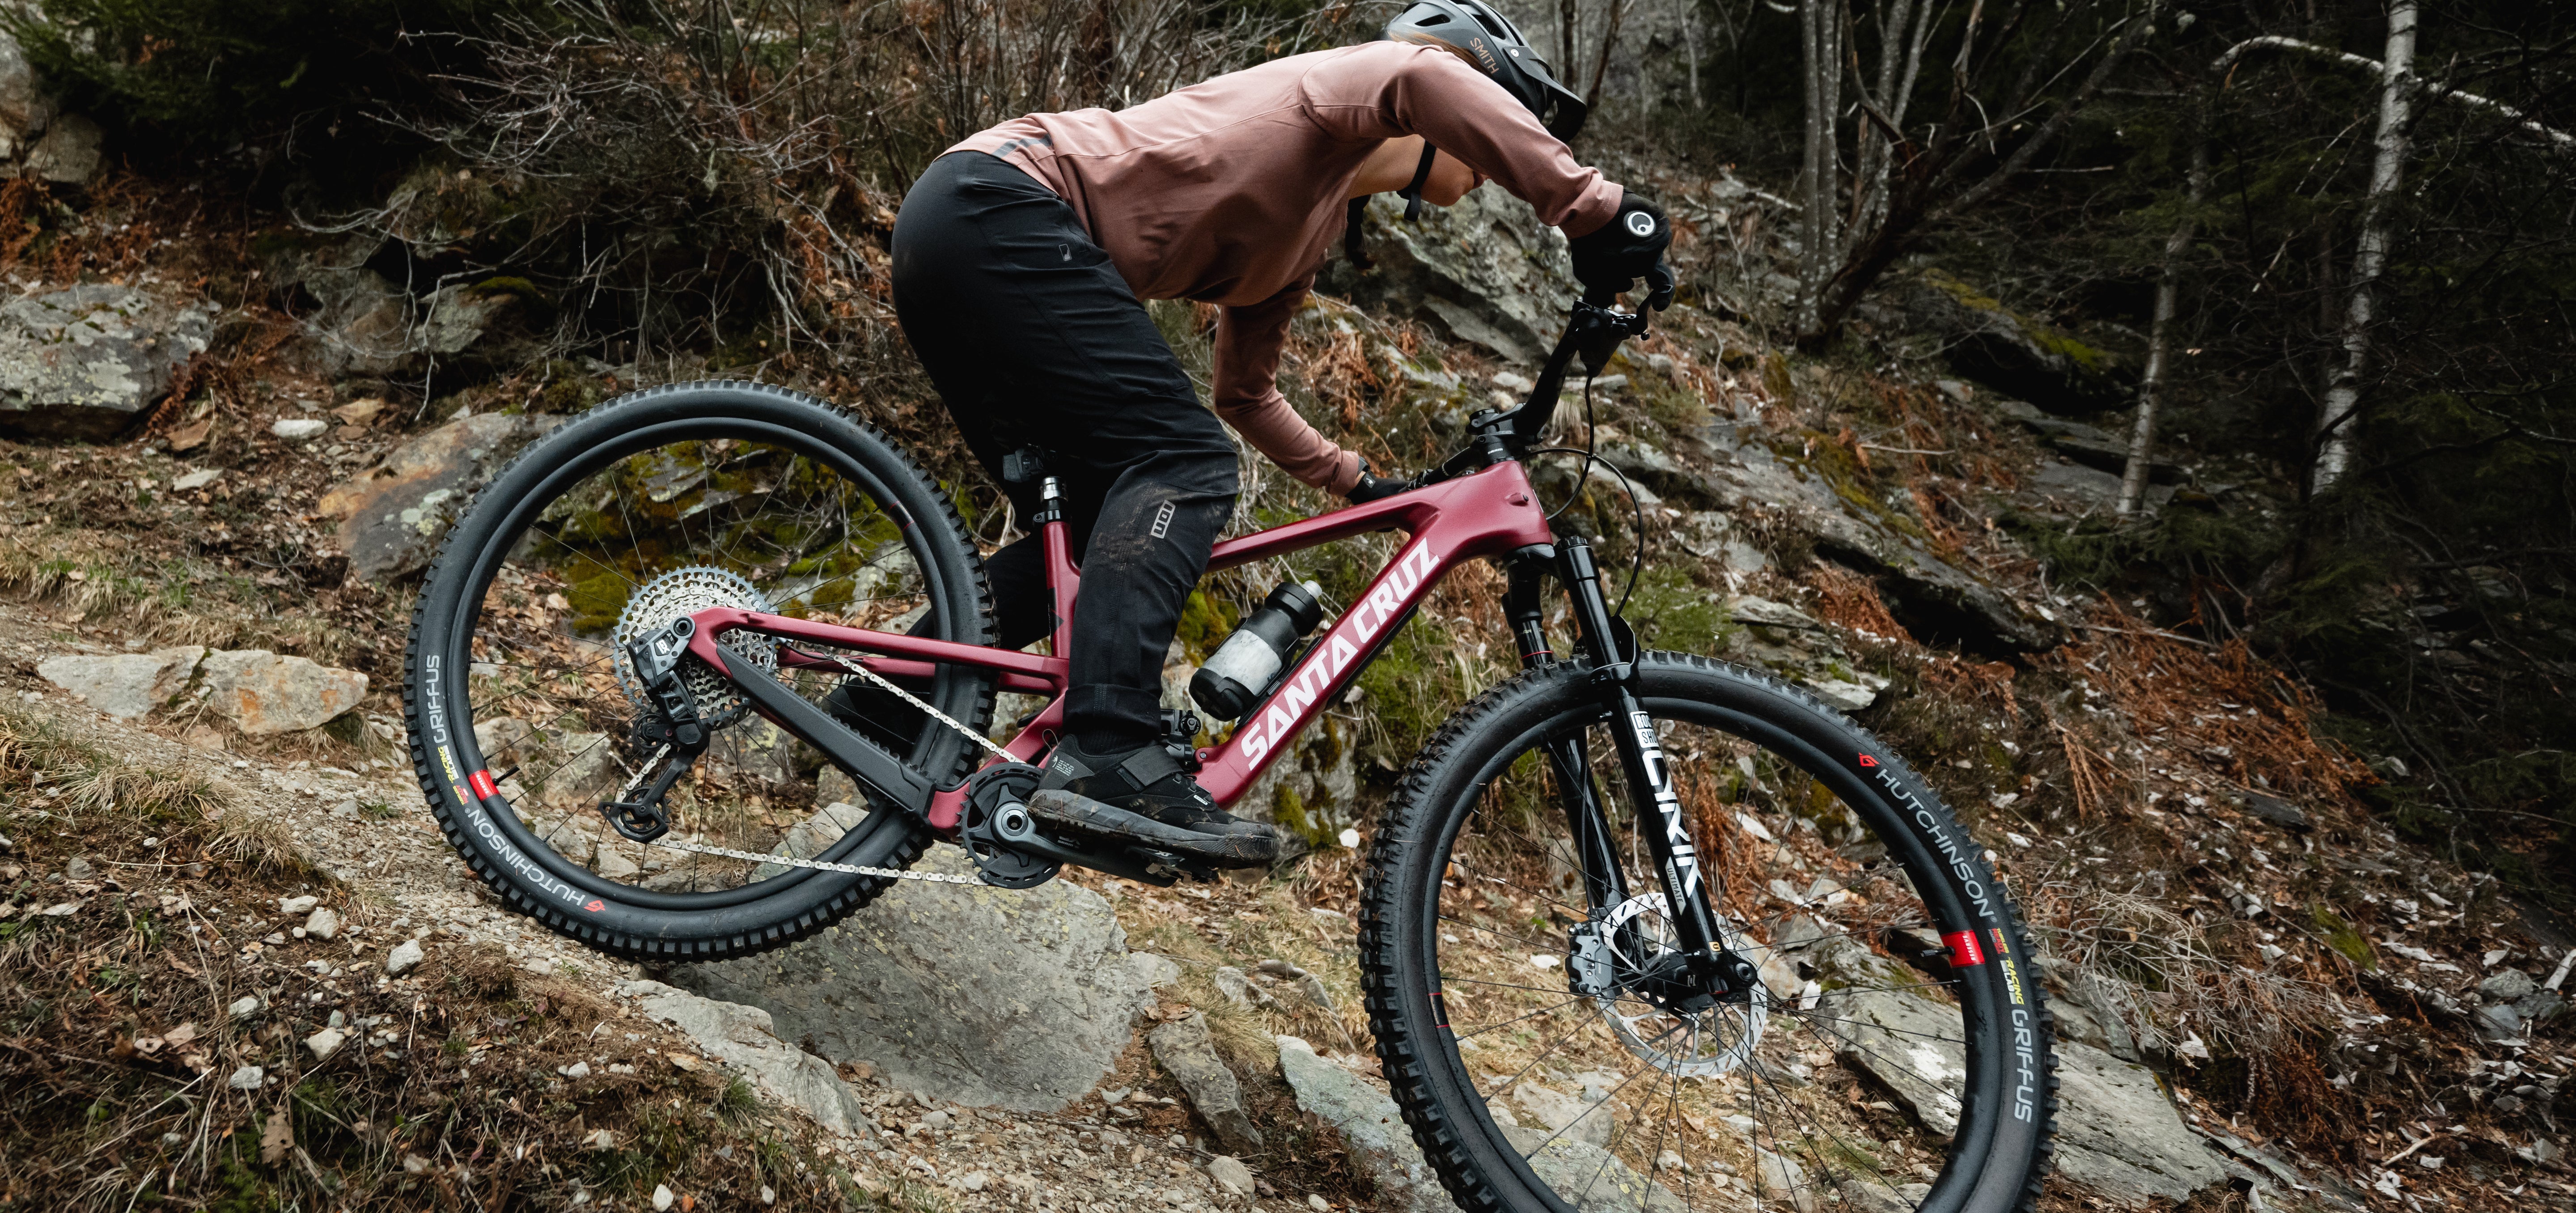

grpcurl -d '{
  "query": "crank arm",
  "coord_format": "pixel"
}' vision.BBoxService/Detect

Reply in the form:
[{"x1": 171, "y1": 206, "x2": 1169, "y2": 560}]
[{"x1": 988, "y1": 799, "x2": 1193, "y2": 887}]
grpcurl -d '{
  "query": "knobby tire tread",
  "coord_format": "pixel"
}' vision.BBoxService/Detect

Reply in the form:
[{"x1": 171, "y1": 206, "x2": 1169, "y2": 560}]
[
  {"x1": 401, "y1": 381, "x2": 992, "y2": 963},
  {"x1": 1359, "y1": 649, "x2": 2059, "y2": 1213}
]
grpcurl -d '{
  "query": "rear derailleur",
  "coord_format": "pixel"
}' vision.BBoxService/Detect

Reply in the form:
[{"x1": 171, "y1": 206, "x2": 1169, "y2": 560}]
[{"x1": 601, "y1": 618, "x2": 710, "y2": 844}]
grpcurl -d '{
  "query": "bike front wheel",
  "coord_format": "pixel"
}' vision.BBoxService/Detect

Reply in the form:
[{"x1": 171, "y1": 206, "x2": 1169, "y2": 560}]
[{"x1": 1362, "y1": 651, "x2": 2055, "y2": 1213}]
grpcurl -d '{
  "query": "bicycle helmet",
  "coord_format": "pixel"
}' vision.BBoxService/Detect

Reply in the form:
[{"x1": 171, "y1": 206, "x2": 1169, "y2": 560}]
[
  {"x1": 1348, "y1": 1, "x2": 1592, "y2": 267},
  {"x1": 1385, "y1": 0, "x2": 1590, "y2": 140}
]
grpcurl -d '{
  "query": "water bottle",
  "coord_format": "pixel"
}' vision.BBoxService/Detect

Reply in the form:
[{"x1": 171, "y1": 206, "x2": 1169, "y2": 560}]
[{"x1": 1190, "y1": 580, "x2": 1325, "y2": 719}]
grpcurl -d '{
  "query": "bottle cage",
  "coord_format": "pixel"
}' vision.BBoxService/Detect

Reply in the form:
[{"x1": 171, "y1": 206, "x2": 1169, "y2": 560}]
[{"x1": 1344, "y1": 141, "x2": 1445, "y2": 269}]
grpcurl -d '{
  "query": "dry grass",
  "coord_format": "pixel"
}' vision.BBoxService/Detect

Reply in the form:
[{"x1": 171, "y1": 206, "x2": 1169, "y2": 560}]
[
  {"x1": 0, "y1": 721, "x2": 849, "y2": 1209},
  {"x1": 2043, "y1": 604, "x2": 2370, "y2": 807}
]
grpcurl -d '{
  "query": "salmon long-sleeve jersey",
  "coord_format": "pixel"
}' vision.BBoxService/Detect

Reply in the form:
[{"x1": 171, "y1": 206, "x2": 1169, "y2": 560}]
[{"x1": 949, "y1": 41, "x2": 1623, "y2": 494}]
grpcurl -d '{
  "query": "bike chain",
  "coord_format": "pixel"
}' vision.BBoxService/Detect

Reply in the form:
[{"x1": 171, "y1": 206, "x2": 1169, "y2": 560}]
[{"x1": 611, "y1": 653, "x2": 1012, "y2": 885}]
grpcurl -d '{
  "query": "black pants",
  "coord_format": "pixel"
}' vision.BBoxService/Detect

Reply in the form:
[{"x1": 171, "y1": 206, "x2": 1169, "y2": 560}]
[{"x1": 891, "y1": 151, "x2": 1239, "y2": 751}]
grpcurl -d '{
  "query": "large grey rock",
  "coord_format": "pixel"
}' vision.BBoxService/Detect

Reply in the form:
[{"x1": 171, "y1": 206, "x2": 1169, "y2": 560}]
[
  {"x1": 199, "y1": 649, "x2": 368, "y2": 734},
  {"x1": 318, "y1": 412, "x2": 556, "y2": 580},
  {"x1": 1273, "y1": 1035, "x2": 1448, "y2": 1213},
  {"x1": 1813, "y1": 941, "x2": 2237, "y2": 1206},
  {"x1": 0, "y1": 286, "x2": 217, "y2": 440},
  {"x1": 1149, "y1": 1011, "x2": 1263, "y2": 1155},
  {"x1": 299, "y1": 249, "x2": 530, "y2": 380},
  {"x1": 2479, "y1": 969, "x2": 2538, "y2": 1004},
  {"x1": 618, "y1": 979, "x2": 869, "y2": 1138},
  {"x1": 23, "y1": 110, "x2": 100, "y2": 184},
  {"x1": 1721, "y1": 595, "x2": 1888, "y2": 711},
  {"x1": 1894, "y1": 273, "x2": 2138, "y2": 415},
  {"x1": 0, "y1": 28, "x2": 58, "y2": 160},
  {"x1": 670, "y1": 847, "x2": 1155, "y2": 1112},
  {"x1": 2049, "y1": 1044, "x2": 2240, "y2": 1202},
  {"x1": 37, "y1": 646, "x2": 204, "y2": 718},
  {"x1": 1661, "y1": 432, "x2": 2062, "y2": 654},
  {"x1": 751, "y1": 799, "x2": 868, "y2": 881},
  {"x1": 1500, "y1": 1125, "x2": 1689, "y2": 1212},
  {"x1": 1323, "y1": 188, "x2": 1580, "y2": 364}
]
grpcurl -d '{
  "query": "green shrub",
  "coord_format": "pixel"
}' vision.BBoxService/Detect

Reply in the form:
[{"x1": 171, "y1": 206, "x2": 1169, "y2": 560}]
[{"x1": 4, "y1": 0, "x2": 545, "y2": 143}]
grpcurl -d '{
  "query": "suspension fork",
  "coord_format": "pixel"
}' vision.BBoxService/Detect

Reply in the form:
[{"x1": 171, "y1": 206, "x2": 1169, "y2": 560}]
[
  {"x1": 1507, "y1": 553, "x2": 1626, "y2": 914},
  {"x1": 1554, "y1": 534, "x2": 1729, "y2": 965}
]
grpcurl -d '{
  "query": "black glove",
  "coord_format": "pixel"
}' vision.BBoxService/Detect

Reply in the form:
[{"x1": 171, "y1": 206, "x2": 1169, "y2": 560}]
[
  {"x1": 1568, "y1": 190, "x2": 1676, "y2": 310},
  {"x1": 1347, "y1": 467, "x2": 1411, "y2": 504}
]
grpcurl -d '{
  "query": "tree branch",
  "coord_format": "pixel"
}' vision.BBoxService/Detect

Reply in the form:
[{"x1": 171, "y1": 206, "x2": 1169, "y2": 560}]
[{"x1": 2211, "y1": 33, "x2": 2575, "y2": 149}]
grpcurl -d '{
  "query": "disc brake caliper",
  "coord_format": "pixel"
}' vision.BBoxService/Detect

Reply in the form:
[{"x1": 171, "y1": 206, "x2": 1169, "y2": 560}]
[{"x1": 602, "y1": 617, "x2": 711, "y2": 843}]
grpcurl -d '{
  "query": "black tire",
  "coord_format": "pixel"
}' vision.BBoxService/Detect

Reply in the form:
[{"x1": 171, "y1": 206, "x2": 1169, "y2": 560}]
[
  {"x1": 402, "y1": 382, "x2": 994, "y2": 962},
  {"x1": 1361, "y1": 651, "x2": 2056, "y2": 1213}
]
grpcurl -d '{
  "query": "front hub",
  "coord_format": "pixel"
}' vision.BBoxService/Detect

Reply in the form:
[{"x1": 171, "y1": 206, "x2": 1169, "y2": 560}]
[{"x1": 1565, "y1": 892, "x2": 1772, "y2": 1077}]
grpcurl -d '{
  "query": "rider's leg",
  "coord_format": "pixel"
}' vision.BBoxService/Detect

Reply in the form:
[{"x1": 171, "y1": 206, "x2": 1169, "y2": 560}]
[{"x1": 885, "y1": 152, "x2": 1278, "y2": 849}]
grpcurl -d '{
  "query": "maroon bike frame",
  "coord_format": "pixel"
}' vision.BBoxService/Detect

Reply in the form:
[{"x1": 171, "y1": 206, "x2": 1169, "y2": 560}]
[{"x1": 681, "y1": 458, "x2": 1555, "y2": 834}]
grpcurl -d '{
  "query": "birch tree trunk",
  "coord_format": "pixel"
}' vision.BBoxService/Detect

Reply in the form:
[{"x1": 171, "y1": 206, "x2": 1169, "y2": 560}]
[
  {"x1": 2312, "y1": 0, "x2": 2419, "y2": 493},
  {"x1": 2119, "y1": 106, "x2": 2210, "y2": 517},
  {"x1": 1796, "y1": 0, "x2": 1846, "y2": 334}
]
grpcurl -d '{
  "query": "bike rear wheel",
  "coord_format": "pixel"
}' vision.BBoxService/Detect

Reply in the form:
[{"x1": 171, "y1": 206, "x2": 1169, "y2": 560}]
[
  {"x1": 1362, "y1": 652, "x2": 2055, "y2": 1213},
  {"x1": 402, "y1": 381, "x2": 994, "y2": 961}
]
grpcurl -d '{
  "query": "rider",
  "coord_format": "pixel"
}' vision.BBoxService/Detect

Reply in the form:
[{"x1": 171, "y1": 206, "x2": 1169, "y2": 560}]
[{"x1": 868, "y1": 0, "x2": 1675, "y2": 852}]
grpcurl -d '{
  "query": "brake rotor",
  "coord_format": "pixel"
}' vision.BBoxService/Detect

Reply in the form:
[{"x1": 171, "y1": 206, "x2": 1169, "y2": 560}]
[
  {"x1": 1585, "y1": 892, "x2": 1769, "y2": 1078},
  {"x1": 612, "y1": 566, "x2": 779, "y2": 728}
]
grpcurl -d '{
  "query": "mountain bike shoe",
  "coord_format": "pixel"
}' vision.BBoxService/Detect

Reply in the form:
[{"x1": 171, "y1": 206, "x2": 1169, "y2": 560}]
[{"x1": 1034, "y1": 738, "x2": 1283, "y2": 866}]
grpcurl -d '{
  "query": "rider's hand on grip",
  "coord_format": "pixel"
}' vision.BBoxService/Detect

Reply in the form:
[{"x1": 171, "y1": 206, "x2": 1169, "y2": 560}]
[
  {"x1": 1347, "y1": 466, "x2": 1412, "y2": 504},
  {"x1": 1569, "y1": 190, "x2": 1673, "y2": 311}
]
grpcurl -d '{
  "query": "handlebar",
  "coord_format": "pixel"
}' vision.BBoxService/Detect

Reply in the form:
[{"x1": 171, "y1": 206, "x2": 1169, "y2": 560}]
[{"x1": 1415, "y1": 295, "x2": 1652, "y2": 486}]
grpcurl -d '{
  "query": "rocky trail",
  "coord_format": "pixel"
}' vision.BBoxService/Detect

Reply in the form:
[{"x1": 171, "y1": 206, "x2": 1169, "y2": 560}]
[{"x1": 7, "y1": 556, "x2": 2570, "y2": 1212}]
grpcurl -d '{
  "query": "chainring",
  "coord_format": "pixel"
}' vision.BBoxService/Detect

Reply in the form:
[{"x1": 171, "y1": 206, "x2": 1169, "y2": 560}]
[
  {"x1": 611, "y1": 566, "x2": 779, "y2": 729},
  {"x1": 961, "y1": 763, "x2": 1059, "y2": 888}
]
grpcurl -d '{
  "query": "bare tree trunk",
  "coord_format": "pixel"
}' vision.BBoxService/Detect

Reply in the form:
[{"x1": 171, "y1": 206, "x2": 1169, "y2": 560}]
[
  {"x1": 2312, "y1": 0, "x2": 2418, "y2": 494},
  {"x1": 1796, "y1": 0, "x2": 1846, "y2": 333},
  {"x1": 1681, "y1": 0, "x2": 1701, "y2": 109},
  {"x1": 2119, "y1": 108, "x2": 2209, "y2": 517},
  {"x1": 1585, "y1": 0, "x2": 1632, "y2": 113}
]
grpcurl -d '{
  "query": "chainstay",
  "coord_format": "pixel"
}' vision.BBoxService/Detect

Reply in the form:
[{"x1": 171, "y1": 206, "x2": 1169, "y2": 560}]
[
  {"x1": 613, "y1": 652, "x2": 1009, "y2": 884},
  {"x1": 826, "y1": 652, "x2": 1012, "y2": 762},
  {"x1": 645, "y1": 833, "x2": 984, "y2": 883}
]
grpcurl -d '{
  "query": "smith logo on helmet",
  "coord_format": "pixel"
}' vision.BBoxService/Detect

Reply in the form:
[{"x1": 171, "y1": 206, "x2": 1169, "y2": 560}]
[{"x1": 1385, "y1": 0, "x2": 1591, "y2": 140}]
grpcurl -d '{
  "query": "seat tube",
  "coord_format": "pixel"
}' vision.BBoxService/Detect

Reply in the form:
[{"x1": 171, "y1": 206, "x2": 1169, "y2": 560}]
[
  {"x1": 1037, "y1": 475, "x2": 1077, "y2": 659},
  {"x1": 1558, "y1": 535, "x2": 1724, "y2": 958}
]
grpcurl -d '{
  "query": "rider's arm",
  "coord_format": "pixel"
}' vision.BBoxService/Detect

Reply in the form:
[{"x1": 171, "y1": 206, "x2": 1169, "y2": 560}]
[
  {"x1": 1211, "y1": 276, "x2": 1364, "y2": 495},
  {"x1": 1305, "y1": 42, "x2": 1622, "y2": 238}
]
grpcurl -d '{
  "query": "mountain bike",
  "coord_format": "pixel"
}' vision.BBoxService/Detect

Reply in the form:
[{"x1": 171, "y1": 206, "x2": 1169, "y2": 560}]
[{"x1": 403, "y1": 293, "x2": 2055, "y2": 1213}]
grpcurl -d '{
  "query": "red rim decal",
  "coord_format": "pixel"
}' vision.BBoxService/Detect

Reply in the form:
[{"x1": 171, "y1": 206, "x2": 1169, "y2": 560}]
[
  {"x1": 1856, "y1": 754, "x2": 1880, "y2": 768},
  {"x1": 469, "y1": 769, "x2": 499, "y2": 799},
  {"x1": 1944, "y1": 930, "x2": 1986, "y2": 967}
]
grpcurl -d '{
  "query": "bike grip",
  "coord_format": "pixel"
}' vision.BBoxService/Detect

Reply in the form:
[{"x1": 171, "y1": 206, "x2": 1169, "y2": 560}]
[{"x1": 1582, "y1": 284, "x2": 1621, "y2": 308}]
